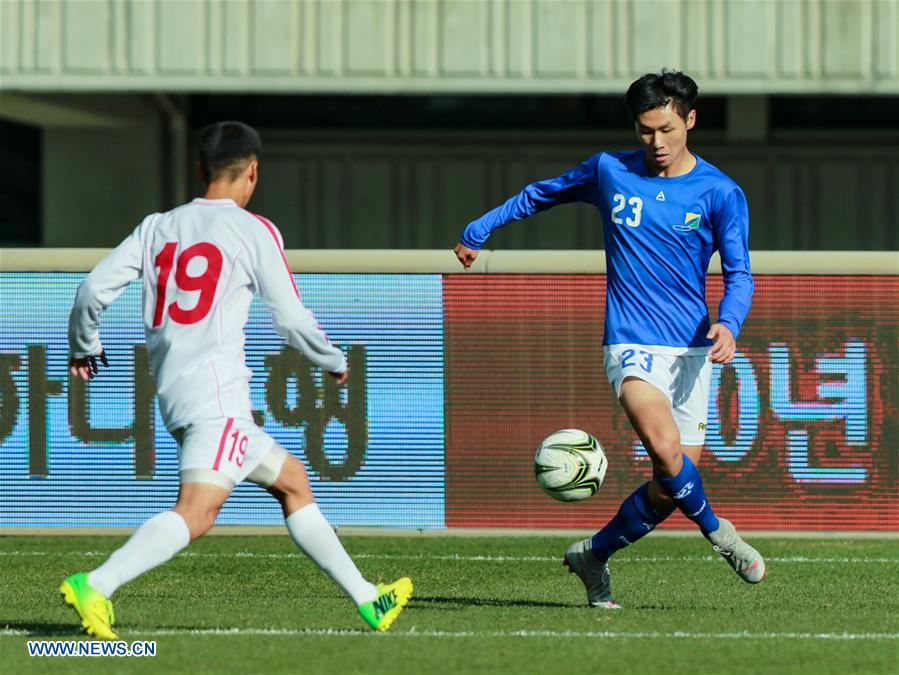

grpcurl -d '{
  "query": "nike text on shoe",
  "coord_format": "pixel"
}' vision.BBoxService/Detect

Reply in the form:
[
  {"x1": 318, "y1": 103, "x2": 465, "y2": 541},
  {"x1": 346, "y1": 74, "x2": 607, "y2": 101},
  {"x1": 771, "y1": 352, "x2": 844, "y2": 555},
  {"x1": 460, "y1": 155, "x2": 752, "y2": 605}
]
[
  {"x1": 706, "y1": 518, "x2": 767, "y2": 584},
  {"x1": 358, "y1": 577, "x2": 413, "y2": 632},
  {"x1": 563, "y1": 539, "x2": 622, "y2": 609},
  {"x1": 59, "y1": 572, "x2": 118, "y2": 640}
]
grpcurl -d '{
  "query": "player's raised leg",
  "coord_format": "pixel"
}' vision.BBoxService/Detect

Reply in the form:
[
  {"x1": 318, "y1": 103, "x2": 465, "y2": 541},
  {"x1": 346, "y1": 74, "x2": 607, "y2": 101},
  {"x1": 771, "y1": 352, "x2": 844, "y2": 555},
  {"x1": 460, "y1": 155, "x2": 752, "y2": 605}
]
[
  {"x1": 620, "y1": 377, "x2": 765, "y2": 582},
  {"x1": 256, "y1": 446, "x2": 413, "y2": 632},
  {"x1": 620, "y1": 377, "x2": 720, "y2": 527},
  {"x1": 565, "y1": 462, "x2": 700, "y2": 608},
  {"x1": 564, "y1": 445, "x2": 707, "y2": 608},
  {"x1": 61, "y1": 479, "x2": 229, "y2": 639}
]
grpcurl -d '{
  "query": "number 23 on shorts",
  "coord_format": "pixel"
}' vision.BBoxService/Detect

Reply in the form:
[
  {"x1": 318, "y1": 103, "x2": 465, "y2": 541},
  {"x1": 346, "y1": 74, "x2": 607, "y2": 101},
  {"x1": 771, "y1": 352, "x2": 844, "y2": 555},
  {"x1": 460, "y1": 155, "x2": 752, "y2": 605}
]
[{"x1": 621, "y1": 348, "x2": 654, "y2": 373}]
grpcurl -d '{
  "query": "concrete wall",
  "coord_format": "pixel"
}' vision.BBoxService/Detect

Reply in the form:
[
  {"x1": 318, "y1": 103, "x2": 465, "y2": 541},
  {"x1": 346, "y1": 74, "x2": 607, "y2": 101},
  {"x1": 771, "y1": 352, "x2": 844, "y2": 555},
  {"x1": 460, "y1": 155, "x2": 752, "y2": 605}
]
[
  {"x1": 43, "y1": 126, "x2": 162, "y2": 247},
  {"x1": 245, "y1": 130, "x2": 899, "y2": 251},
  {"x1": 1, "y1": 1, "x2": 896, "y2": 249},
  {"x1": 28, "y1": 95, "x2": 166, "y2": 246},
  {"x1": 1, "y1": 0, "x2": 897, "y2": 94},
  {"x1": 2, "y1": 94, "x2": 895, "y2": 250}
]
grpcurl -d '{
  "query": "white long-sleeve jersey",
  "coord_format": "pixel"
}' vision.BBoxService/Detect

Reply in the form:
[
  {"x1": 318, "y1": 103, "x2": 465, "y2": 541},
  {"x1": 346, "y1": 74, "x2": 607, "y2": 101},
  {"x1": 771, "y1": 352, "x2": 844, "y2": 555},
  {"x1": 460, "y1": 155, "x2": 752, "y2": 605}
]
[{"x1": 68, "y1": 197, "x2": 347, "y2": 432}]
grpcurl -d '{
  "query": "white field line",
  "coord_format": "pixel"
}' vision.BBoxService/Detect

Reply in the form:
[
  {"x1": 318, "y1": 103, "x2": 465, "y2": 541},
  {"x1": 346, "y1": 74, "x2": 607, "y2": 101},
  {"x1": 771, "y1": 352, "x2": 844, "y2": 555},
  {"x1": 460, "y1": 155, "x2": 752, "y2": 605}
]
[
  {"x1": 1, "y1": 626, "x2": 897, "y2": 641},
  {"x1": 0, "y1": 550, "x2": 895, "y2": 564},
  {"x1": 6, "y1": 527, "x2": 897, "y2": 539}
]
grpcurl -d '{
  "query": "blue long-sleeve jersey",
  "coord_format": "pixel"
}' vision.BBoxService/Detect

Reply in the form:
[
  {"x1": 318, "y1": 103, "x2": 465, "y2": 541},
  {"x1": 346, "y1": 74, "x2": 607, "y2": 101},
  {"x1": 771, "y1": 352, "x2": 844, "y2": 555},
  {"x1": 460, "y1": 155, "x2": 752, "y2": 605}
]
[{"x1": 460, "y1": 150, "x2": 753, "y2": 349}]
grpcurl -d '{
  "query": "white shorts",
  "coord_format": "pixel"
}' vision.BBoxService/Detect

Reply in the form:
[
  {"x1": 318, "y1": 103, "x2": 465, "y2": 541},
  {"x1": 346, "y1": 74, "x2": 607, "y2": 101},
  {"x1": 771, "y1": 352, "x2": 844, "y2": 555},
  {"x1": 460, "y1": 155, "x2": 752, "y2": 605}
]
[
  {"x1": 173, "y1": 417, "x2": 286, "y2": 489},
  {"x1": 604, "y1": 344, "x2": 712, "y2": 446}
]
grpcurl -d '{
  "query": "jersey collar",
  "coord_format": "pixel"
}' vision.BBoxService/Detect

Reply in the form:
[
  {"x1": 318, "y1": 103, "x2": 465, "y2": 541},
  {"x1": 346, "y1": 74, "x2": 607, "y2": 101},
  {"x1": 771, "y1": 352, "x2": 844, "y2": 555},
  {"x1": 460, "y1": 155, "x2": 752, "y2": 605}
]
[
  {"x1": 633, "y1": 151, "x2": 704, "y2": 182},
  {"x1": 192, "y1": 197, "x2": 238, "y2": 207}
]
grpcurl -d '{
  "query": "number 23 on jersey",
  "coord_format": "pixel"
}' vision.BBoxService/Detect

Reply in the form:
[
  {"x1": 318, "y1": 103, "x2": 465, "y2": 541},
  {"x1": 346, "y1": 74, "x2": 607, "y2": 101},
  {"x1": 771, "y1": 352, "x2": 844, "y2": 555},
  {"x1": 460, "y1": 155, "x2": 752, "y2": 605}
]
[
  {"x1": 152, "y1": 242, "x2": 223, "y2": 327},
  {"x1": 610, "y1": 193, "x2": 643, "y2": 228}
]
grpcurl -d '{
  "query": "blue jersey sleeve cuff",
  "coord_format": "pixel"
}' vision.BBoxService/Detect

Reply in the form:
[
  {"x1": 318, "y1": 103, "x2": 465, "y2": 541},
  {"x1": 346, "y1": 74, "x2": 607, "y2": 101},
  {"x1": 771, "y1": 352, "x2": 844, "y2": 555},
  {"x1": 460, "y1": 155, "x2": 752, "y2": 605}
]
[
  {"x1": 717, "y1": 317, "x2": 741, "y2": 340},
  {"x1": 459, "y1": 231, "x2": 483, "y2": 250}
]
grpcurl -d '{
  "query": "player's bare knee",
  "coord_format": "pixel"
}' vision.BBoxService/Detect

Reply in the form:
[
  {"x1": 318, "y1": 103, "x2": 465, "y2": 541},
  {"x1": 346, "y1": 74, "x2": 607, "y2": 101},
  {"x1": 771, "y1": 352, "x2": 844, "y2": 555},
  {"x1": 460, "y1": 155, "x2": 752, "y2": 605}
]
[
  {"x1": 197, "y1": 509, "x2": 219, "y2": 538},
  {"x1": 190, "y1": 513, "x2": 217, "y2": 540},
  {"x1": 173, "y1": 489, "x2": 226, "y2": 540},
  {"x1": 270, "y1": 455, "x2": 313, "y2": 499},
  {"x1": 173, "y1": 505, "x2": 220, "y2": 540},
  {"x1": 637, "y1": 427, "x2": 683, "y2": 474},
  {"x1": 278, "y1": 474, "x2": 314, "y2": 509},
  {"x1": 647, "y1": 438, "x2": 683, "y2": 477}
]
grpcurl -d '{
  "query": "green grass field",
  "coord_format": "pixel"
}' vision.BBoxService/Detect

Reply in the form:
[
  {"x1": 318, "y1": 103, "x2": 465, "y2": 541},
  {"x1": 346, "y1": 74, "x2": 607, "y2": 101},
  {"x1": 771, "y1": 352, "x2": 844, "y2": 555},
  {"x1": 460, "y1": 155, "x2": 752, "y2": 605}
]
[{"x1": 1, "y1": 534, "x2": 896, "y2": 674}]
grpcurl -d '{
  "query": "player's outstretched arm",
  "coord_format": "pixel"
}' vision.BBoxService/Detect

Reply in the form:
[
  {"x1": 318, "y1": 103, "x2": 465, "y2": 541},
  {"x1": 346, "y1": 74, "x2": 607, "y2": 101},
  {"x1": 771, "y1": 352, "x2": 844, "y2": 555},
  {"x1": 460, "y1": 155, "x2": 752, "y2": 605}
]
[
  {"x1": 68, "y1": 224, "x2": 145, "y2": 374},
  {"x1": 457, "y1": 156, "x2": 601, "y2": 258}
]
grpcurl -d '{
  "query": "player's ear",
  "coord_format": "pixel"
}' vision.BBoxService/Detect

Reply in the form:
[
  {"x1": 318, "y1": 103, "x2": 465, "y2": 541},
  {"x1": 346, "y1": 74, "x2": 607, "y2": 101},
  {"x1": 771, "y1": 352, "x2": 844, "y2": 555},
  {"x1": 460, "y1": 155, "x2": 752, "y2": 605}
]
[
  {"x1": 685, "y1": 109, "x2": 696, "y2": 131},
  {"x1": 196, "y1": 162, "x2": 207, "y2": 184},
  {"x1": 246, "y1": 159, "x2": 259, "y2": 184}
]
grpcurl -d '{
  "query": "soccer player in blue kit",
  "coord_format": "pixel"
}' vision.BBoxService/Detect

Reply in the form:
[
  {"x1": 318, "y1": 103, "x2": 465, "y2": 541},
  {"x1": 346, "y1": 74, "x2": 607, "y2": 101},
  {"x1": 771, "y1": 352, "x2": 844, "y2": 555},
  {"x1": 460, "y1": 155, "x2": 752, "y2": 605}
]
[{"x1": 454, "y1": 71, "x2": 766, "y2": 608}]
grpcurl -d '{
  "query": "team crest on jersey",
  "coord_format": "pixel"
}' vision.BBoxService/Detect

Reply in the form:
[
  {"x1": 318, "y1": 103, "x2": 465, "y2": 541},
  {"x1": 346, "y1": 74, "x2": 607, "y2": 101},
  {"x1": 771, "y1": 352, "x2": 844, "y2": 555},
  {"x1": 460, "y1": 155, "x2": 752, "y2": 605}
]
[{"x1": 673, "y1": 211, "x2": 702, "y2": 232}]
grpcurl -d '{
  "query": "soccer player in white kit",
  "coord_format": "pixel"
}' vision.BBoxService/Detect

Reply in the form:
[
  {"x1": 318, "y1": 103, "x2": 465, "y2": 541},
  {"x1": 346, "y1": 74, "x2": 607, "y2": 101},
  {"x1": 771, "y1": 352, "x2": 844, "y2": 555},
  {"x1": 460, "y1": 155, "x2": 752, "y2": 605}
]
[{"x1": 60, "y1": 121, "x2": 412, "y2": 638}]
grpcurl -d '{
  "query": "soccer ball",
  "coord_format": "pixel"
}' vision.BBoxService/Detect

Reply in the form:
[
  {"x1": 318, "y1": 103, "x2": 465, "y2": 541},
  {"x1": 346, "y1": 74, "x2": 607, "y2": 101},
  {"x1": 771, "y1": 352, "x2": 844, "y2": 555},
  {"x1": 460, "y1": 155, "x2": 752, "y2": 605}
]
[{"x1": 534, "y1": 429, "x2": 608, "y2": 502}]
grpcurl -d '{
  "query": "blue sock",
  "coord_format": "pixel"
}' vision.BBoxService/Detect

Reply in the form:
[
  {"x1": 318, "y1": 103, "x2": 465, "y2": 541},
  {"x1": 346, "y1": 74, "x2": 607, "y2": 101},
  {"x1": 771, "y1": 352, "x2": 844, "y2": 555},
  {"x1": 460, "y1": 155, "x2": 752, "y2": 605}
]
[
  {"x1": 590, "y1": 483, "x2": 669, "y2": 562},
  {"x1": 655, "y1": 454, "x2": 720, "y2": 536}
]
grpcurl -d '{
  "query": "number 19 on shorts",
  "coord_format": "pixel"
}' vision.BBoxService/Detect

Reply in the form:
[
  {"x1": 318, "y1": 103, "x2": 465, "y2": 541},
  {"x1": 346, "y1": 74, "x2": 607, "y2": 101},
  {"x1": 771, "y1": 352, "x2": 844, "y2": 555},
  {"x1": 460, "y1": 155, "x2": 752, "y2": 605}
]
[{"x1": 213, "y1": 419, "x2": 249, "y2": 471}]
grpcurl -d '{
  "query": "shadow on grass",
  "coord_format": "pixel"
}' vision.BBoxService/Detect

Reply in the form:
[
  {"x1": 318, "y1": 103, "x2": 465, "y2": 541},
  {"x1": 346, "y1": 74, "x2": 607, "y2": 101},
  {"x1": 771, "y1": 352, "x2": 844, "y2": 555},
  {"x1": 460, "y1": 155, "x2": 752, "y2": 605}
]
[{"x1": 410, "y1": 595, "x2": 574, "y2": 610}]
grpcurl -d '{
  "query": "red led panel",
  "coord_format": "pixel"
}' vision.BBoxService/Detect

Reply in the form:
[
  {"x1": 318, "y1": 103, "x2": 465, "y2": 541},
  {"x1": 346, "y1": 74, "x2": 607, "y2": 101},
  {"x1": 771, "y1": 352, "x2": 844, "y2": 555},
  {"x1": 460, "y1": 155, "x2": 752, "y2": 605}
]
[{"x1": 443, "y1": 275, "x2": 898, "y2": 531}]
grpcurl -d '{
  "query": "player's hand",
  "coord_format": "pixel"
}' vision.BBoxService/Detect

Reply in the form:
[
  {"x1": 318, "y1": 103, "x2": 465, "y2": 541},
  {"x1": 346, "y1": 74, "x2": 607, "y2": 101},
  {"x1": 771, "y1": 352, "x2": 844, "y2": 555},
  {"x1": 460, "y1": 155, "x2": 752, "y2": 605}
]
[
  {"x1": 328, "y1": 369, "x2": 348, "y2": 385},
  {"x1": 707, "y1": 324, "x2": 736, "y2": 364},
  {"x1": 454, "y1": 243, "x2": 479, "y2": 269},
  {"x1": 69, "y1": 351, "x2": 109, "y2": 380}
]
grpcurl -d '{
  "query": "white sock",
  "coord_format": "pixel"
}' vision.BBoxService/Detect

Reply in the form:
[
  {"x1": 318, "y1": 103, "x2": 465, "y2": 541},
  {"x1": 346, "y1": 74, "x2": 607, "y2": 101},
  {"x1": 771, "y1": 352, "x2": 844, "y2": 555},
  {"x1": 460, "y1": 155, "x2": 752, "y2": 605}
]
[
  {"x1": 88, "y1": 511, "x2": 190, "y2": 598},
  {"x1": 285, "y1": 503, "x2": 377, "y2": 606}
]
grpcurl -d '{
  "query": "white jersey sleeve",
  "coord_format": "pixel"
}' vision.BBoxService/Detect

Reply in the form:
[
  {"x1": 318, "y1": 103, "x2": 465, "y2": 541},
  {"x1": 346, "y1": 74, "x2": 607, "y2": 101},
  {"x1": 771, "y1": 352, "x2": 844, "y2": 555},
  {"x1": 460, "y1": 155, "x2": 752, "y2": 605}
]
[
  {"x1": 246, "y1": 215, "x2": 347, "y2": 374},
  {"x1": 68, "y1": 220, "x2": 146, "y2": 358}
]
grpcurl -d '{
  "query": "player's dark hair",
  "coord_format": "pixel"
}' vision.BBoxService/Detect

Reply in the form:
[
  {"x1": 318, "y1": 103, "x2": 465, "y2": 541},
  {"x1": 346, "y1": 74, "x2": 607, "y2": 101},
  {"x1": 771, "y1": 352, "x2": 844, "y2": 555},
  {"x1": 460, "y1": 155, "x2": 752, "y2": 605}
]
[
  {"x1": 624, "y1": 70, "x2": 699, "y2": 122},
  {"x1": 198, "y1": 121, "x2": 261, "y2": 183}
]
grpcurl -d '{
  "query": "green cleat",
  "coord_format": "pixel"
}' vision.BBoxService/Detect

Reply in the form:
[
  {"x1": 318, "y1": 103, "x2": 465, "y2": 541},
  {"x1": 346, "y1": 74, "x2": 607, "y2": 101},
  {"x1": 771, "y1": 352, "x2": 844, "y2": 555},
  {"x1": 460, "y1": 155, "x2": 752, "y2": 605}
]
[
  {"x1": 358, "y1": 577, "x2": 413, "y2": 632},
  {"x1": 60, "y1": 573, "x2": 118, "y2": 640}
]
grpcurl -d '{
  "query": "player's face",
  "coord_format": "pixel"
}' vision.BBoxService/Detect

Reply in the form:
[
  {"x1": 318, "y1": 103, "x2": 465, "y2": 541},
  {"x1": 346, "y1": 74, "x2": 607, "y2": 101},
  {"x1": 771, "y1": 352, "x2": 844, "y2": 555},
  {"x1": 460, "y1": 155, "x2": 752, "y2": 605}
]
[{"x1": 635, "y1": 105, "x2": 696, "y2": 173}]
